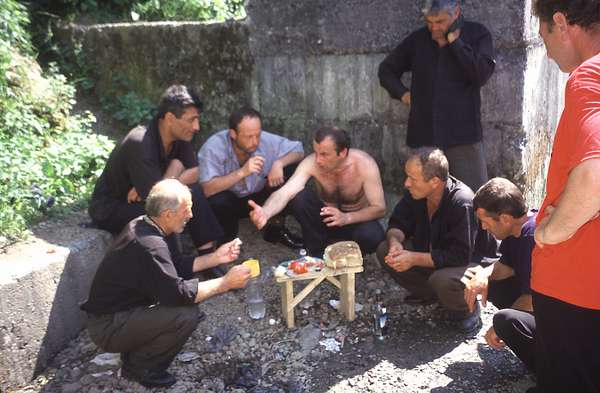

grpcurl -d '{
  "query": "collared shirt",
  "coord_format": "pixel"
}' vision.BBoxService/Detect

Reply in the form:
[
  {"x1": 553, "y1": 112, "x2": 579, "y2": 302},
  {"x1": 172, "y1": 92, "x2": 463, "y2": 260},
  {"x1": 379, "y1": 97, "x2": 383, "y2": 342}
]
[
  {"x1": 378, "y1": 21, "x2": 495, "y2": 149},
  {"x1": 498, "y1": 211, "x2": 537, "y2": 295},
  {"x1": 81, "y1": 217, "x2": 198, "y2": 315},
  {"x1": 89, "y1": 116, "x2": 198, "y2": 221},
  {"x1": 198, "y1": 130, "x2": 303, "y2": 197},
  {"x1": 387, "y1": 177, "x2": 477, "y2": 268}
]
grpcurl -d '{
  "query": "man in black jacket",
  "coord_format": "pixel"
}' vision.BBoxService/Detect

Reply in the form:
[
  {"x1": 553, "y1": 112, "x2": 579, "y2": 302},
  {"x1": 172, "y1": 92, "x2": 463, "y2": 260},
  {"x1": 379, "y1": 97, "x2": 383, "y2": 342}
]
[
  {"x1": 89, "y1": 85, "x2": 223, "y2": 255},
  {"x1": 378, "y1": 0, "x2": 495, "y2": 191},
  {"x1": 376, "y1": 148, "x2": 484, "y2": 334},
  {"x1": 82, "y1": 179, "x2": 251, "y2": 388}
]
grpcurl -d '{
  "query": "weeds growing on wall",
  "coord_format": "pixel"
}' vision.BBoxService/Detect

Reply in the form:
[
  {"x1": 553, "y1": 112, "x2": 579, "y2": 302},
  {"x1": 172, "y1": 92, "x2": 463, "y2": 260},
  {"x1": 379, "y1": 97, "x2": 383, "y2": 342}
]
[{"x1": 0, "y1": 0, "x2": 114, "y2": 244}]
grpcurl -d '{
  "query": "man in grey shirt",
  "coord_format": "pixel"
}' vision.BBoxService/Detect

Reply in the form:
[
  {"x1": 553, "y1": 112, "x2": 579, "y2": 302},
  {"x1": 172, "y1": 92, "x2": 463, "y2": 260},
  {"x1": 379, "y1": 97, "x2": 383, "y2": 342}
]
[{"x1": 198, "y1": 106, "x2": 304, "y2": 248}]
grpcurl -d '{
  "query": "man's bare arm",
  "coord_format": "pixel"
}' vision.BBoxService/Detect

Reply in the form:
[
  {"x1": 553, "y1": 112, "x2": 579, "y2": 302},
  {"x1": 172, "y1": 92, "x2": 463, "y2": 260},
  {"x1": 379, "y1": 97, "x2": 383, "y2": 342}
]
[
  {"x1": 276, "y1": 151, "x2": 304, "y2": 167},
  {"x1": 344, "y1": 156, "x2": 386, "y2": 224},
  {"x1": 511, "y1": 294, "x2": 533, "y2": 312},
  {"x1": 536, "y1": 159, "x2": 600, "y2": 245},
  {"x1": 259, "y1": 156, "x2": 314, "y2": 220},
  {"x1": 178, "y1": 167, "x2": 199, "y2": 185},
  {"x1": 163, "y1": 159, "x2": 197, "y2": 185},
  {"x1": 406, "y1": 251, "x2": 434, "y2": 268},
  {"x1": 194, "y1": 265, "x2": 250, "y2": 303},
  {"x1": 489, "y1": 261, "x2": 515, "y2": 281},
  {"x1": 386, "y1": 228, "x2": 406, "y2": 244}
]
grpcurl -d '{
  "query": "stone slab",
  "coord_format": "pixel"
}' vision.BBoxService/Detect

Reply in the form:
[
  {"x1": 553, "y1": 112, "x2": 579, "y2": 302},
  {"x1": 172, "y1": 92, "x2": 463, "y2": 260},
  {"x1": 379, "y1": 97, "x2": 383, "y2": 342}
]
[{"x1": 0, "y1": 211, "x2": 111, "y2": 391}]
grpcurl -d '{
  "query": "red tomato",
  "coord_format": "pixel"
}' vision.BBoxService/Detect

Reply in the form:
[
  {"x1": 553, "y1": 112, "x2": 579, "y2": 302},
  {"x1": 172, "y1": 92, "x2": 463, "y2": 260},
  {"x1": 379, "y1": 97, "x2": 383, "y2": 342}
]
[{"x1": 292, "y1": 262, "x2": 308, "y2": 274}]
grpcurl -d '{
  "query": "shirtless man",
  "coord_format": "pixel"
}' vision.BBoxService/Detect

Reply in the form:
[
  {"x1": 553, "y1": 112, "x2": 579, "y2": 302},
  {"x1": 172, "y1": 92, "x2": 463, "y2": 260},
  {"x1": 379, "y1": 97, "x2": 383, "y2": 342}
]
[{"x1": 248, "y1": 126, "x2": 385, "y2": 257}]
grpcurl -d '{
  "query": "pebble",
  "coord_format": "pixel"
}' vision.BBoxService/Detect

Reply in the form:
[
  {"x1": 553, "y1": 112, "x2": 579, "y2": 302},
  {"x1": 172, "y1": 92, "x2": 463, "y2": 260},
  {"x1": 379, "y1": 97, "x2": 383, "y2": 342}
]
[{"x1": 8, "y1": 222, "x2": 532, "y2": 393}]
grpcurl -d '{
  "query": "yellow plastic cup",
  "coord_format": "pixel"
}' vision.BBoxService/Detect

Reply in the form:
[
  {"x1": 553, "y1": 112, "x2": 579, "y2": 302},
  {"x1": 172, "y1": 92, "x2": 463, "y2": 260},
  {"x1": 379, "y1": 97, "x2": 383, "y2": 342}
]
[{"x1": 242, "y1": 259, "x2": 260, "y2": 278}]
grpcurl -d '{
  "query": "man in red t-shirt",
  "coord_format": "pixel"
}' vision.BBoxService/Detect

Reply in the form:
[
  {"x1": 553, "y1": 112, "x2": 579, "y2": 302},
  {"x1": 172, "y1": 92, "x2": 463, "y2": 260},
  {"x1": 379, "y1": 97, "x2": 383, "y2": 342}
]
[{"x1": 531, "y1": 1, "x2": 600, "y2": 392}]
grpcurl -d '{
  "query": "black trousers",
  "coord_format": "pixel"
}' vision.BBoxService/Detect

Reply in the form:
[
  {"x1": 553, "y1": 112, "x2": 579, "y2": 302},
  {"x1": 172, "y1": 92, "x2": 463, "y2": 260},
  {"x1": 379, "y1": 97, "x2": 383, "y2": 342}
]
[
  {"x1": 532, "y1": 291, "x2": 600, "y2": 392},
  {"x1": 488, "y1": 278, "x2": 536, "y2": 372},
  {"x1": 93, "y1": 183, "x2": 223, "y2": 248},
  {"x1": 87, "y1": 305, "x2": 200, "y2": 376},
  {"x1": 290, "y1": 188, "x2": 384, "y2": 257},
  {"x1": 207, "y1": 163, "x2": 297, "y2": 243}
]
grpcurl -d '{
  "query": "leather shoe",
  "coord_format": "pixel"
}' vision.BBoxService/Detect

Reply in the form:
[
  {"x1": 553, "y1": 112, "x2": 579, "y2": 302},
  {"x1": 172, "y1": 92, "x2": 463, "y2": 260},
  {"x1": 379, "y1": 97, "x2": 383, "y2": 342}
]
[
  {"x1": 454, "y1": 304, "x2": 482, "y2": 336},
  {"x1": 121, "y1": 367, "x2": 176, "y2": 388},
  {"x1": 263, "y1": 225, "x2": 304, "y2": 249}
]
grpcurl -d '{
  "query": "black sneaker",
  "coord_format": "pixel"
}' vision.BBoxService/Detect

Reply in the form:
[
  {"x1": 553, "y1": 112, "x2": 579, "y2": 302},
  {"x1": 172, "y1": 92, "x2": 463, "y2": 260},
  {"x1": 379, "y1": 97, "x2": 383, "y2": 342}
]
[{"x1": 121, "y1": 367, "x2": 177, "y2": 388}]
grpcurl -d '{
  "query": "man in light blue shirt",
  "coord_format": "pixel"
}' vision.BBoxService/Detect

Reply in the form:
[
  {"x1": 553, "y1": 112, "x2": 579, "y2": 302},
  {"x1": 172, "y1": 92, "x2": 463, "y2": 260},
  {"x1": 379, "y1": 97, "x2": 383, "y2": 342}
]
[{"x1": 198, "y1": 106, "x2": 304, "y2": 248}]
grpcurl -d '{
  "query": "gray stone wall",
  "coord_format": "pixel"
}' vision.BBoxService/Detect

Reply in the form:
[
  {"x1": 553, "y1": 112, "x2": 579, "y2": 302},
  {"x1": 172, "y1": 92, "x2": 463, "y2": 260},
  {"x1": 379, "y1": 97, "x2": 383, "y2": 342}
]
[
  {"x1": 67, "y1": 21, "x2": 254, "y2": 136},
  {"x1": 64, "y1": 0, "x2": 565, "y2": 204}
]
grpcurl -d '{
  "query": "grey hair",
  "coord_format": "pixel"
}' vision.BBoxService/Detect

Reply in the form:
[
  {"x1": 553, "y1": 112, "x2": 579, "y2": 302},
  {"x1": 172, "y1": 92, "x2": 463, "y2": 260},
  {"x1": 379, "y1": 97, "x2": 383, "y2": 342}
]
[
  {"x1": 407, "y1": 147, "x2": 449, "y2": 182},
  {"x1": 422, "y1": 0, "x2": 459, "y2": 16},
  {"x1": 145, "y1": 179, "x2": 191, "y2": 217}
]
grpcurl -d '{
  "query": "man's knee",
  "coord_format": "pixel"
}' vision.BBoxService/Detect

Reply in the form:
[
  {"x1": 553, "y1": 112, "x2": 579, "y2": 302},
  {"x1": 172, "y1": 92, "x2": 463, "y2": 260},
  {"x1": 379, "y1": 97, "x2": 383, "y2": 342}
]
[
  {"x1": 492, "y1": 309, "x2": 514, "y2": 340},
  {"x1": 428, "y1": 268, "x2": 466, "y2": 309},
  {"x1": 175, "y1": 305, "x2": 201, "y2": 335},
  {"x1": 207, "y1": 191, "x2": 238, "y2": 211},
  {"x1": 376, "y1": 240, "x2": 389, "y2": 266},
  {"x1": 353, "y1": 222, "x2": 384, "y2": 254},
  {"x1": 290, "y1": 189, "x2": 314, "y2": 214}
]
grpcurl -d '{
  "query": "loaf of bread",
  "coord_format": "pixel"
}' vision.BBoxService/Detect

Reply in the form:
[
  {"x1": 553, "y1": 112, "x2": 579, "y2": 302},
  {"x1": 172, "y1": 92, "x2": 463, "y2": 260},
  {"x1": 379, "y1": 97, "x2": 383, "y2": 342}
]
[{"x1": 324, "y1": 241, "x2": 363, "y2": 270}]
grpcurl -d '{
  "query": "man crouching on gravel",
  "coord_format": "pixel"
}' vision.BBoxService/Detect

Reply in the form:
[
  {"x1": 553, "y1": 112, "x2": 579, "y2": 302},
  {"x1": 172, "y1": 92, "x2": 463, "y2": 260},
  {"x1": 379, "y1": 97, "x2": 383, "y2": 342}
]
[
  {"x1": 463, "y1": 178, "x2": 536, "y2": 372},
  {"x1": 81, "y1": 179, "x2": 251, "y2": 388}
]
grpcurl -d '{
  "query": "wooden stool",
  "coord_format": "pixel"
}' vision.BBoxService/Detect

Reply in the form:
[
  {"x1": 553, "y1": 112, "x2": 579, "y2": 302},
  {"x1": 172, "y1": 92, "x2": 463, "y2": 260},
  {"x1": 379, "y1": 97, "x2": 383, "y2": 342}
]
[{"x1": 275, "y1": 265, "x2": 363, "y2": 328}]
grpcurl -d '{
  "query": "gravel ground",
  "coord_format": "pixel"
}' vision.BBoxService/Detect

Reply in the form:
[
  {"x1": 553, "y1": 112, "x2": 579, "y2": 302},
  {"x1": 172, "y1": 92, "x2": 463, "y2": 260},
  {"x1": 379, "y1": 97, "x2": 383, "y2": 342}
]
[{"x1": 11, "y1": 219, "x2": 535, "y2": 393}]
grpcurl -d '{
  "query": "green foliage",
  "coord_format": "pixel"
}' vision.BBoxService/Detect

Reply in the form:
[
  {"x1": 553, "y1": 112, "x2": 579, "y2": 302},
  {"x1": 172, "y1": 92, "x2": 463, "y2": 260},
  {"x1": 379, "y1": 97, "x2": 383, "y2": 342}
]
[
  {"x1": 0, "y1": 0, "x2": 114, "y2": 242},
  {"x1": 0, "y1": 0, "x2": 33, "y2": 53},
  {"x1": 131, "y1": 0, "x2": 246, "y2": 22},
  {"x1": 100, "y1": 76, "x2": 154, "y2": 128}
]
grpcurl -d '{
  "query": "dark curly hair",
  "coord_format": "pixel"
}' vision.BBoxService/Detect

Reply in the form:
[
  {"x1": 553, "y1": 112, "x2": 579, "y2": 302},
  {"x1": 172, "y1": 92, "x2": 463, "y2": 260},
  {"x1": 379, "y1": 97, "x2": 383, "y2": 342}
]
[{"x1": 534, "y1": 0, "x2": 600, "y2": 30}]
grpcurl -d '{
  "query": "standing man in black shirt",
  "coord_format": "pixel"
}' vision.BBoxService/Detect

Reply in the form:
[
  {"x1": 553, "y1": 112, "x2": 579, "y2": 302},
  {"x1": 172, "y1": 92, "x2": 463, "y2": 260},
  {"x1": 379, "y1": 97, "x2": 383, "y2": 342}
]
[
  {"x1": 378, "y1": 0, "x2": 495, "y2": 191},
  {"x1": 82, "y1": 179, "x2": 251, "y2": 388},
  {"x1": 376, "y1": 148, "x2": 483, "y2": 334},
  {"x1": 89, "y1": 85, "x2": 223, "y2": 256}
]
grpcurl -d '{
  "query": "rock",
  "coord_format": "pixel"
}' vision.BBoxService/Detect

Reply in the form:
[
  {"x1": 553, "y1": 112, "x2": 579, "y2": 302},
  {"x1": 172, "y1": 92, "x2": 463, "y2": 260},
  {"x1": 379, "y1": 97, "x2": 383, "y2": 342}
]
[
  {"x1": 61, "y1": 382, "x2": 82, "y2": 393},
  {"x1": 177, "y1": 352, "x2": 201, "y2": 363},
  {"x1": 297, "y1": 325, "x2": 321, "y2": 354},
  {"x1": 80, "y1": 374, "x2": 95, "y2": 386},
  {"x1": 90, "y1": 352, "x2": 120, "y2": 367}
]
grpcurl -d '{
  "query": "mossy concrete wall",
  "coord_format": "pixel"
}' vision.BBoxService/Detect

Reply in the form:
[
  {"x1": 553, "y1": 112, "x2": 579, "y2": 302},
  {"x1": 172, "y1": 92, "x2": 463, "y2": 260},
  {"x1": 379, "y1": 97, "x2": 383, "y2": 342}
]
[{"x1": 66, "y1": 0, "x2": 566, "y2": 205}]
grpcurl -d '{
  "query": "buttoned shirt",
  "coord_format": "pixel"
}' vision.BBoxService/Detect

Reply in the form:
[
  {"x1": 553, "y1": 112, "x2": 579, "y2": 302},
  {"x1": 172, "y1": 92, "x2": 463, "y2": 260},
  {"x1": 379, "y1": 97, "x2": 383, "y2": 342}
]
[
  {"x1": 89, "y1": 116, "x2": 197, "y2": 222},
  {"x1": 198, "y1": 130, "x2": 303, "y2": 197},
  {"x1": 378, "y1": 21, "x2": 495, "y2": 149},
  {"x1": 387, "y1": 177, "x2": 477, "y2": 268},
  {"x1": 81, "y1": 216, "x2": 198, "y2": 315}
]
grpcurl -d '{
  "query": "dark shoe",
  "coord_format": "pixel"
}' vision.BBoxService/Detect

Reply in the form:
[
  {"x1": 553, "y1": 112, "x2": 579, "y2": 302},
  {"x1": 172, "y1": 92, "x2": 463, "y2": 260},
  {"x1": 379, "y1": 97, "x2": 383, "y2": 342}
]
[
  {"x1": 263, "y1": 225, "x2": 304, "y2": 249},
  {"x1": 404, "y1": 294, "x2": 436, "y2": 305},
  {"x1": 121, "y1": 367, "x2": 177, "y2": 388},
  {"x1": 454, "y1": 304, "x2": 482, "y2": 336}
]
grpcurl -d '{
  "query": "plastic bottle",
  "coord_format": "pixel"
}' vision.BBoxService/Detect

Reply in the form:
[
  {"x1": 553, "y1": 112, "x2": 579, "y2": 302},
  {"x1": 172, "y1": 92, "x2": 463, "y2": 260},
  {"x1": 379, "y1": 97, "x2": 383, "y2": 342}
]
[
  {"x1": 246, "y1": 277, "x2": 266, "y2": 319},
  {"x1": 373, "y1": 289, "x2": 388, "y2": 340}
]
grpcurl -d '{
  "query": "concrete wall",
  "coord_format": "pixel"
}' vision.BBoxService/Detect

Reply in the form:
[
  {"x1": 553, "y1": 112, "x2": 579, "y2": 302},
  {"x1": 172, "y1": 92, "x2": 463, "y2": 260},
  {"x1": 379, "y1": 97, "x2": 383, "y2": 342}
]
[
  {"x1": 65, "y1": 21, "x2": 254, "y2": 135},
  {"x1": 61, "y1": 0, "x2": 564, "y2": 204},
  {"x1": 0, "y1": 212, "x2": 111, "y2": 390}
]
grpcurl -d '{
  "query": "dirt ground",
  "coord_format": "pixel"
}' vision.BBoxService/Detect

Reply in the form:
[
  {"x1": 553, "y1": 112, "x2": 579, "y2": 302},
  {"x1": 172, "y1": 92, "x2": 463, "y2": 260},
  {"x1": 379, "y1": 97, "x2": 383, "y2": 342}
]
[{"x1": 11, "y1": 218, "x2": 535, "y2": 393}]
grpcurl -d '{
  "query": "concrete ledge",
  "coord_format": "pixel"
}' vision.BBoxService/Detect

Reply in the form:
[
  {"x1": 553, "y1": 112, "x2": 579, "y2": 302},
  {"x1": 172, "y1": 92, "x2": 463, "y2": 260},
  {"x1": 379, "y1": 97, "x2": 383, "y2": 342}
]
[{"x1": 0, "y1": 211, "x2": 112, "y2": 391}]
